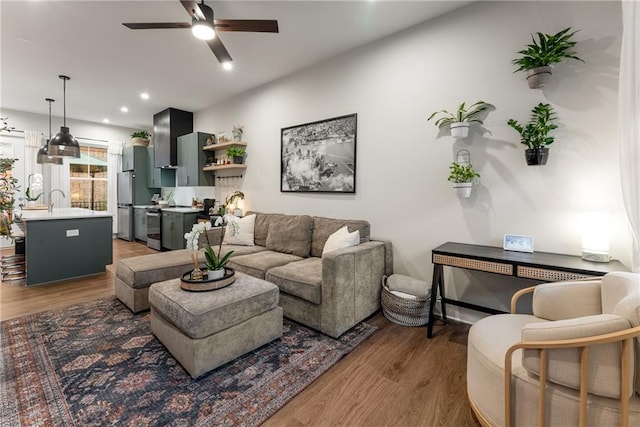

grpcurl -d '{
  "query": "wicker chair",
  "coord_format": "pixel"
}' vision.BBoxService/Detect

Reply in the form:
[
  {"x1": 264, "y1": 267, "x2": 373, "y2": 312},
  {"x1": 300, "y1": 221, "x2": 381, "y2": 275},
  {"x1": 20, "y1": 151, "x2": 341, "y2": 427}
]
[{"x1": 467, "y1": 272, "x2": 640, "y2": 427}]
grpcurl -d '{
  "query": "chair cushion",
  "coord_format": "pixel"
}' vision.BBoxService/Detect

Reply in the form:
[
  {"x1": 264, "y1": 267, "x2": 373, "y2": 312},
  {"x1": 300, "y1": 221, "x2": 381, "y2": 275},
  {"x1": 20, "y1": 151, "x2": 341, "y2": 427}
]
[
  {"x1": 266, "y1": 257, "x2": 322, "y2": 304},
  {"x1": 116, "y1": 249, "x2": 204, "y2": 289},
  {"x1": 266, "y1": 215, "x2": 313, "y2": 257},
  {"x1": 229, "y1": 250, "x2": 303, "y2": 280},
  {"x1": 522, "y1": 314, "x2": 634, "y2": 399},
  {"x1": 532, "y1": 279, "x2": 602, "y2": 320},
  {"x1": 311, "y1": 216, "x2": 370, "y2": 257}
]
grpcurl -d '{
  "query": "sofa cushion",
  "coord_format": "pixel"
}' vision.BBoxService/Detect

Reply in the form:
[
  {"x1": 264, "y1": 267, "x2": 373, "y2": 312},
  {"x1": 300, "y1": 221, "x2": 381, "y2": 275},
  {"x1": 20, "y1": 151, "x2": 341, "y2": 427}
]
[
  {"x1": 116, "y1": 249, "x2": 204, "y2": 289},
  {"x1": 246, "y1": 212, "x2": 283, "y2": 247},
  {"x1": 148, "y1": 274, "x2": 279, "y2": 339},
  {"x1": 230, "y1": 250, "x2": 303, "y2": 280},
  {"x1": 266, "y1": 214, "x2": 313, "y2": 257},
  {"x1": 219, "y1": 244, "x2": 267, "y2": 258},
  {"x1": 266, "y1": 257, "x2": 322, "y2": 305},
  {"x1": 223, "y1": 214, "x2": 256, "y2": 246},
  {"x1": 322, "y1": 226, "x2": 360, "y2": 256},
  {"x1": 311, "y1": 216, "x2": 370, "y2": 258}
]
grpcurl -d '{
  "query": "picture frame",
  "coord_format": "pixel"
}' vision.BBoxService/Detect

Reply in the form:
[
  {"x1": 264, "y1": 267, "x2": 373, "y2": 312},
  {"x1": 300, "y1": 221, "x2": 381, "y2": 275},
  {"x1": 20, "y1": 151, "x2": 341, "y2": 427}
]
[
  {"x1": 281, "y1": 113, "x2": 357, "y2": 193},
  {"x1": 503, "y1": 234, "x2": 534, "y2": 253}
]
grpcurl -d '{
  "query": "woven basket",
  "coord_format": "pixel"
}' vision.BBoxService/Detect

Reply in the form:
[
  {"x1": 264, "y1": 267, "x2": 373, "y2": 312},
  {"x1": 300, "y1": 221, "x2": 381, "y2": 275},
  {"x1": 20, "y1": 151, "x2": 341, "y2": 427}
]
[{"x1": 381, "y1": 276, "x2": 430, "y2": 327}]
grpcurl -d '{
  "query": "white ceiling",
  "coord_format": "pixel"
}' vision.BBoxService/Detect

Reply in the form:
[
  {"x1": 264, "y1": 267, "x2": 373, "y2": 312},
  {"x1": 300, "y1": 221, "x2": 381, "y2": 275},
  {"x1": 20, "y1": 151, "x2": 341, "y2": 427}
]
[{"x1": 1, "y1": 0, "x2": 470, "y2": 130}]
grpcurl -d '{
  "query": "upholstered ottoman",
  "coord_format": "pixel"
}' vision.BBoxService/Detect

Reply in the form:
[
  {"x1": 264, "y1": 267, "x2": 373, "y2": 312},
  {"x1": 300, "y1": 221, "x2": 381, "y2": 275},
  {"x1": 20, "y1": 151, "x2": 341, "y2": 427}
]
[{"x1": 149, "y1": 273, "x2": 283, "y2": 379}]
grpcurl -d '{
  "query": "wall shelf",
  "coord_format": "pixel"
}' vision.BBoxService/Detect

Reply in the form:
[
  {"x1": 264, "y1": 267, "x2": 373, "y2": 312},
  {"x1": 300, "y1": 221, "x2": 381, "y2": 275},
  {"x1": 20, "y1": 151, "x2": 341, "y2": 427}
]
[
  {"x1": 203, "y1": 164, "x2": 247, "y2": 172},
  {"x1": 202, "y1": 141, "x2": 247, "y2": 152}
]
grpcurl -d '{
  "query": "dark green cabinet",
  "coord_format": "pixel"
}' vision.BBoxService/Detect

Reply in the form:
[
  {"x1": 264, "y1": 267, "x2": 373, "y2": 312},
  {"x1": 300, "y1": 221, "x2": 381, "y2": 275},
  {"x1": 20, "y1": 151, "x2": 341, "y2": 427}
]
[
  {"x1": 122, "y1": 146, "x2": 159, "y2": 204},
  {"x1": 176, "y1": 132, "x2": 214, "y2": 186},
  {"x1": 122, "y1": 146, "x2": 136, "y2": 171},
  {"x1": 133, "y1": 207, "x2": 147, "y2": 242},
  {"x1": 147, "y1": 146, "x2": 175, "y2": 188},
  {"x1": 153, "y1": 108, "x2": 193, "y2": 168},
  {"x1": 161, "y1": 211, "x2": 198, "y2": 250}
]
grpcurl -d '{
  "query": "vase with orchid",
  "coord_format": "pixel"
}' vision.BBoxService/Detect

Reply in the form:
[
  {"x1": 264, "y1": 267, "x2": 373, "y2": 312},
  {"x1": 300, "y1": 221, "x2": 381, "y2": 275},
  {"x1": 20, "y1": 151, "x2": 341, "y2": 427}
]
[{"x1": 184, "y1": 215, "x2": 238, "y2": 280}]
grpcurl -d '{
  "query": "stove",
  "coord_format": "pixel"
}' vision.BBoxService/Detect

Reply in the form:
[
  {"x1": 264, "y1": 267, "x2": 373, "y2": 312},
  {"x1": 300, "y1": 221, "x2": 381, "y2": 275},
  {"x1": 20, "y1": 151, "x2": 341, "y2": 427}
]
[{"x1": 145, "y1": 207, "x2": 162, "y2": 250}]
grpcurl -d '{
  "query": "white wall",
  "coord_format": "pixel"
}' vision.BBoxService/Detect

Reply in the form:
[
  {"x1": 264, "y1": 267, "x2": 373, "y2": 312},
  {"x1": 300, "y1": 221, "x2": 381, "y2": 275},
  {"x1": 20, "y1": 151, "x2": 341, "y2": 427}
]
[{"x1": 212, "y1": 2, "x2": 625, "y2": 322}]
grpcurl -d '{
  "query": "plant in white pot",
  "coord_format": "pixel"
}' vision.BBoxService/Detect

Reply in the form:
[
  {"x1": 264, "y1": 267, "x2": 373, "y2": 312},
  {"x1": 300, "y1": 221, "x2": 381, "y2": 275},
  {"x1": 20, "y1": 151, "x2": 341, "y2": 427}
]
[
  {"x1": 130, "y1": 131, "x2": 151, "y2": 146},
  {"x1": 448, "y1": 162, "x2": 480, "y2": 198},
  {"x1": 427, "y1": 101, "x2": 490, "y2": 138},
  {"x1": 184, "y1": 218, "x2": 238, "y2": 280},
  {"x1": 512, "y1": 27, "x2": 584, "y2": 89},
  {"x1": 507, "y1": 103, "x2": 558, "y2": 166}
]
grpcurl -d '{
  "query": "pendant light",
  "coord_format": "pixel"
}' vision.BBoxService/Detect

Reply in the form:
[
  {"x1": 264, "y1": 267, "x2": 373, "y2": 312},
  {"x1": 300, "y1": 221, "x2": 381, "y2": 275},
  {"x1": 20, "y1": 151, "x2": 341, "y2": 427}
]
[
  {"x1": 37, "y1": 98, "x2": 64, "y2": 165},
  {"x1": 48, "y1": 75, "x2": 80, "y2": 158}
]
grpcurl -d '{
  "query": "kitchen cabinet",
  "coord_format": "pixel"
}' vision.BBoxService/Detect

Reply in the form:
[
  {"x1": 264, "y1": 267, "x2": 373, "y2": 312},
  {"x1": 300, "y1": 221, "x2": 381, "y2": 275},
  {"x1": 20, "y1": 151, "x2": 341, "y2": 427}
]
[
  {"x1": 153, "y1": 108, "x2": 193, "y2": 168},
  {"x1": 133, "y1": 207, "x2": 147, "y2": 242},
  {"x1": 147, "y1": 146, "x2": 175, "y2": 188},
  {"x1": 122, "y1": 146, "x2": 136, "y2": 172},
  {"x1": 177, "y1": 132, "x2": 214, "y2": 186},
  {"x1": 120, "y1": 146, "x2": 158, "y2": 205},
  {"x1": 161, "y1": 211, "x2": 198, "y2": 250}
]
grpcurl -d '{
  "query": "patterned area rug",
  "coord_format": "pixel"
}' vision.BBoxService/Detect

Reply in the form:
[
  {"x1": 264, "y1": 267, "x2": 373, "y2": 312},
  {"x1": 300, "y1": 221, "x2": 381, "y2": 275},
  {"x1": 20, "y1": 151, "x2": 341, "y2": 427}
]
[{"x1": 0, "y1": 297, "x2": 376, "y2": 426}]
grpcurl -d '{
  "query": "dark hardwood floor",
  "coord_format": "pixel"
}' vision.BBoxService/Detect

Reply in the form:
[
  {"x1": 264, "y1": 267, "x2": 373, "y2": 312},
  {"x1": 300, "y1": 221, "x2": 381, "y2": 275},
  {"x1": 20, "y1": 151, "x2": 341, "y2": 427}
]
[{"x1": 0, "y1": 239, "x2": 479, "y2": 427}]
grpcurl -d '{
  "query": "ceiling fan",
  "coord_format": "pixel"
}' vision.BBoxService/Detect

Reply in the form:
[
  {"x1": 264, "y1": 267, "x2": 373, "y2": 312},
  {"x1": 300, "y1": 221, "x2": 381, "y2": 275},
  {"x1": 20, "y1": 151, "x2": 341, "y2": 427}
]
[{"x1": 122, "y1": 0, "x2": 278, "y2": 67}]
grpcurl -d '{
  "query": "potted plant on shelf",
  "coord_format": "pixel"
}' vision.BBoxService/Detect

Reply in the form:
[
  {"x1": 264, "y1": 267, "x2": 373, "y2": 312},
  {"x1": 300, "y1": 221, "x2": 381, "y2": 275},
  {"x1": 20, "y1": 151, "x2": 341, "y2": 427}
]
[
  {"x1": 512, "y1": 27, "x2": 584, "y2": 89},
  {"x1": 226, "y1": 147, "x2": 246, "y2": 164},
  {"x1": 232, "y1": 125, "x2": 244, "y2": 141},
  {"x1": 130, "y1": 131, "x2": 151, "y2": 147},
  {"x1": 507, "y1": 103, "x2": 558, "y2": 166},
  {"x1": 448, "y1": 162, "x2": 480, "y2": 198},
  {"x1": 427, "y1": 101, "x2": 490, "y2": 138}
]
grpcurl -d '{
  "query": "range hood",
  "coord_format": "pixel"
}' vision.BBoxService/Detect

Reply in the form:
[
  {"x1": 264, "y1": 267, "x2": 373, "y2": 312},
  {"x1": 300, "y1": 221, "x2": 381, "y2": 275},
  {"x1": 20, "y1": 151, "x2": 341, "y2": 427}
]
[{"x1": 153, "y1": 107, "x2": 193, "y2": 168}]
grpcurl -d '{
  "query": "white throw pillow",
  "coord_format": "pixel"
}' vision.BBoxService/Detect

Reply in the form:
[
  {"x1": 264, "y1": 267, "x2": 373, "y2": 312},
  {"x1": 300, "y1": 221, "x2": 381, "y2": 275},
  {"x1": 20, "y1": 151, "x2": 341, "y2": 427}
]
[
  {"x1": 223, "y1": 214, "x2": 256, "y2": 246},
  {"x1": 322, "y1": 226, "x2": 360, "y2": 256}
]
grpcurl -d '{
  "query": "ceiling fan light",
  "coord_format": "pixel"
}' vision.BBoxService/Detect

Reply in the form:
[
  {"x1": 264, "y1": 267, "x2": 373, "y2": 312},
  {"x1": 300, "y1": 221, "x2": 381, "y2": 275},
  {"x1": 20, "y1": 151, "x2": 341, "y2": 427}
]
[
  {"x1": 192, "y1": 20, "x2": 215, "y2": 40},
  {"x1": 49, "y1": 126, "x2": 81, "y2": 158},
  {"x1": 222, "y1": 61, "x2": 233, "y2": 71}
]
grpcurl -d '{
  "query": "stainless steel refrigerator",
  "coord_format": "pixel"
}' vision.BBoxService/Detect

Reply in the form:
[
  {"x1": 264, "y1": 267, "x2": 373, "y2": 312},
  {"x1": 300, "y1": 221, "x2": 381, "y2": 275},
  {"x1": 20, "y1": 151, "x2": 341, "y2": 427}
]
[{"x1": 117, "y1": 172, "x2": 134, "y2": 241}]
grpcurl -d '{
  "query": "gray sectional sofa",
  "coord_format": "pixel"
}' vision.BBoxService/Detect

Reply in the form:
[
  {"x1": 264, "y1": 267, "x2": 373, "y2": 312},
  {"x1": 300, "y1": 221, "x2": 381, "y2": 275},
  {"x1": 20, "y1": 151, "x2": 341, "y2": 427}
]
[{"x1": 115, "y1": 212, "x2": 392, "y2": 338}]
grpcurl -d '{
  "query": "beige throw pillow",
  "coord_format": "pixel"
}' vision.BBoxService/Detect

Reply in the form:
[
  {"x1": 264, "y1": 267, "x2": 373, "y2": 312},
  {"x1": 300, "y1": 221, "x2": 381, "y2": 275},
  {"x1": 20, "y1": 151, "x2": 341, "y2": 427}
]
[
  {"x1": 223, "y1": 214, "x2": 256, "y2": 246},
  {"x1": 322, "y1": 226, "x2": 360, "y2": 256}
]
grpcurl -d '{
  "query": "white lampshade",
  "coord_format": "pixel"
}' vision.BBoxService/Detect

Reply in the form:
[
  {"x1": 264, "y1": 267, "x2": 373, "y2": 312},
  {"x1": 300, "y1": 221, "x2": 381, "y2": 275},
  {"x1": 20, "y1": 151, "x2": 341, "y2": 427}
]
[{"x1": 581, "y1": 212, "x2": 610, "y2": 263}]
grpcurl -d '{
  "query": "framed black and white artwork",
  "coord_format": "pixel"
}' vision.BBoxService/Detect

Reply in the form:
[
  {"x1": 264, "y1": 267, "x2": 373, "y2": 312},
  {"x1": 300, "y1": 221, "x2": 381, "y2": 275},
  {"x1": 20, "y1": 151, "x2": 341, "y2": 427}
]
[{"x1": 280, "y1": 113, "x2": 357, "y2": 193}]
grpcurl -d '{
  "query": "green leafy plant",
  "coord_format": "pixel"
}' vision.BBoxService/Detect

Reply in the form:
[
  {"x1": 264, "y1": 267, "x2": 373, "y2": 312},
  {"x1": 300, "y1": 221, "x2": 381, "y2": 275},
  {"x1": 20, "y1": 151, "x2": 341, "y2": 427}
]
[
  {"x1": 512, "y1": 27, "x2": 584, "y2": 72},
  {"x1": 25, "y1": 187, "x2": 43, "y2": 202},
  {"x1": 184, "y1": 221, "x2": 235, "y2": 271},
  {"x1": 131, "y1": 131, "x2": 151, "y2": 139},
  {"x1": 447, "y1": 162, "x2": 480, "y2": 183},
  {"x1": 226, "y1": 147, "x2": 246, "y2": 157},
  {"x1": 0, "y1": 158, "x2": 19, "y2": 238},
  {"x1": 427, "y1": 101, "x2": 490, "y2": 128},
  {"x1": 507, "y1": 103, "x2": 558, "y2": 149}
]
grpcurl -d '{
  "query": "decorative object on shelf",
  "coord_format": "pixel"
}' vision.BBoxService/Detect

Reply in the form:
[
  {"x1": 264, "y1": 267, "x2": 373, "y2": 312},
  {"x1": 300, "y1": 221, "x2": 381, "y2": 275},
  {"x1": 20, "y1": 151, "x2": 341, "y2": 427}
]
[
  {"x1": 205, "y1": 135, "x2": 217, "y2": 146},
  {"x1": 217, "y1": 132, "x2": 230, "y2": 143},
  {"x1": 427, "y1": 101, "x2": 491, "y2": 138},
  {"x1": 37, "y1": 98, "x2": 64, "y2": 165},
  {"x1": 232, "y1": 125, "x2": 244, "y2": 141},
  {"x1": 1, "y1": 117, "x2": 15, "y2": 133},
  {"x1": 0, "y1": 158, "x2": 18, "y2": 239},
  {"x1": 48, "y1": 75, "x2": 80, "y2": 158},
  {"x1": 512, "y1": 27, "x2": 584, "y2": 89},
  {"x1": 226, "y1": 147, "x2": 246, "y2": 164},
  {"x1": 507, "y1": 102, "x2": 558, "y2": 166},
  {"x1": 130, "y1": 131, "x2": 151, "y2": 147},
  {"x1": 448, "y1": 149, "x2": 479, "y2": 198},
  {"x1": 281, "y1": 113, "x2": 357, "y2": 193}
]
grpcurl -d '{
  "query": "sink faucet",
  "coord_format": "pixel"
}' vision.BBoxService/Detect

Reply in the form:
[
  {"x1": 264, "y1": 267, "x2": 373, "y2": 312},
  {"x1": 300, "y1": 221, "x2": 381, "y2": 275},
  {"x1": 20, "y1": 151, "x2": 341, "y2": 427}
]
[{"x1": 48, "y1": 189, "x2": 66, "y2": 212}]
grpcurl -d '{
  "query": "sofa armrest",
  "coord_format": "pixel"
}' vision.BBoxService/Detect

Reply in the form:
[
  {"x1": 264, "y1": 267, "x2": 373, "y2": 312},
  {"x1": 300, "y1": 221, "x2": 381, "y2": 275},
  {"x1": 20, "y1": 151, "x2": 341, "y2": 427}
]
[
  {"x1": 532, "y1": 279, "x2": 602, "y2": 320},
  {"x1": 521, "y1": 314, "x2": 634, "y2": 399},
  {"x1": 320, "y1": 241, "x2": 387, "y2": 338},
  {"x1": 371, "y1": 237, "x2": 393, "y2": 277}
]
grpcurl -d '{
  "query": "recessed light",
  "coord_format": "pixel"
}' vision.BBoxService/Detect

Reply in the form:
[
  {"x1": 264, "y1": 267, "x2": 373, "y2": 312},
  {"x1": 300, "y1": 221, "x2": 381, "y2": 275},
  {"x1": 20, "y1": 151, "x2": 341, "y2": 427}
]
[
  {"x1": 222, "y1": 61, "x2": 233, "y2": 71},
  {"x1": 103, "y1": 118, "x2": 110, "y2": 124},
  {"x1": 140, "y1": 92, "x2": 150, "y2": 100},
  {"x1": 121, "y1": 106, "x2": 129, "y2": 113}
]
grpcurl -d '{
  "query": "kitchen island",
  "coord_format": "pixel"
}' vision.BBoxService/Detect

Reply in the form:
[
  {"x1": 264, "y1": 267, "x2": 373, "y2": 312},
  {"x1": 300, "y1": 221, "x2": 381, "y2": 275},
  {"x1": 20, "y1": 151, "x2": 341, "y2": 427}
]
[{"x1": 19, "y1": 208, "x2": 113, "y2": 286}]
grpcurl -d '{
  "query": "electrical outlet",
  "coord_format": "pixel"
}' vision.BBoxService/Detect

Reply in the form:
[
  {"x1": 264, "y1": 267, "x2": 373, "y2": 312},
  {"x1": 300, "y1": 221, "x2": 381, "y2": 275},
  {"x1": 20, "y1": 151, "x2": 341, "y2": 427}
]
[{"x1": 66, "y1": 229, "x2": 79, "y2": 237}]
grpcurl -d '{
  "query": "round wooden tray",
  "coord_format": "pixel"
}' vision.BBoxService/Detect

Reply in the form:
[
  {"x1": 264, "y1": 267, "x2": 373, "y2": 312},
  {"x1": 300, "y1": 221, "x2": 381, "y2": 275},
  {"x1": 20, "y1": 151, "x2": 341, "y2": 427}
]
[{"x1": 180, "y1": 267, "x2": 236, "y2": 292}]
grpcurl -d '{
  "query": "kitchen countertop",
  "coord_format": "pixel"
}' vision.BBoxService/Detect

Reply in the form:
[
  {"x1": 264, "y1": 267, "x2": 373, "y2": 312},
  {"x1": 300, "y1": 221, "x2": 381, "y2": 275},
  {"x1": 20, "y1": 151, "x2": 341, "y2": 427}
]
[
  {"x1": 20, "y1": 207, "x2": 113, "y2": 221},
  {"x1": 161, "y1": 207, "x2": 202, "y2": 213}
]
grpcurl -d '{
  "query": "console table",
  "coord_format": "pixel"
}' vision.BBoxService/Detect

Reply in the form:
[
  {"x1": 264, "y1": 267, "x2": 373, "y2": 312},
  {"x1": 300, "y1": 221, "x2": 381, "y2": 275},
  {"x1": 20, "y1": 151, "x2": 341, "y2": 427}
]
[{"x1": 427, "y1": 242, "x2": 628, "y2": 338}]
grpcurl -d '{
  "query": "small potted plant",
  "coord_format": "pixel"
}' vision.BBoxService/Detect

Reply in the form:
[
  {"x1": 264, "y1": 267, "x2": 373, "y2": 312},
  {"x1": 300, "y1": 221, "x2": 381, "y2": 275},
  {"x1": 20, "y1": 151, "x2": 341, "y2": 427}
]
[
  {"x1": 184, "y1": 218, "x2": 237, "y2": 281},
  {"x1": 130, "y1": 131, "x2": 151, "y2": 147},
  {"x1": 507, "y1": 103, "x2": 558, "y2": 166},
  {"x1": 226, "y1": 147, "x2": 246, "y2": 164},
  {"x1": 427, "y1": 101, "x2": 490, "y2": 138},
  {"x1": 448, "y1": 162, "x2": 480, "y2": 198},
  {"x1": 232, "y1": 125, "x2": 244, "y2": 141},
  {"x1": 512, "y1": 27, "x2": 584, "y2": 89}
]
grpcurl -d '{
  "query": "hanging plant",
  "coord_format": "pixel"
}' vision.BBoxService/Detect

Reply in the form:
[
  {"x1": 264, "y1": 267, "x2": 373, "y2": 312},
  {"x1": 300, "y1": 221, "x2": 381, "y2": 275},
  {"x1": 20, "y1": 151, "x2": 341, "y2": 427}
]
[
  {"x1": 507, "y1": 103, "x2": 558, "y2": 166},
  {"x1": 448, "y1": 162, "x2": 480, "y2": 198},
  {"x1": 427, "y1": 101, "x2": 491, "y2": 138}
]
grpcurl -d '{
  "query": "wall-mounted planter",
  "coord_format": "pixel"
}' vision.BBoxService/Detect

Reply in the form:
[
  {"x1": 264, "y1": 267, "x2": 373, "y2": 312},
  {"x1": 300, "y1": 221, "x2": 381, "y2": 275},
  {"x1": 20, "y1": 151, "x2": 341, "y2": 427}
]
[
  {"x1": 525, "y1": 147, "x2": 549, "y2": 166},
  {"x1": 131, "y1": 137, "x2": 150, "y2": 147},
  {"x1": 452, "y1": 182, "x2": 473, "y2": 198},
  {"x1": 450, "y1": 122, "x2": 470, "y2": 138},
  {"x1": 526, "y1": 66, "x2": 552, "y2": 89}
]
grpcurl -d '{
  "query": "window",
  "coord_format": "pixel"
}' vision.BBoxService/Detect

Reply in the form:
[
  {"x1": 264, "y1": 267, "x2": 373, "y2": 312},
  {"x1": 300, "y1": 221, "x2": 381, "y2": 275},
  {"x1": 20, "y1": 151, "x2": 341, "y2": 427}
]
[{"x1": 69, "y1": 146, "x2": 108, "y2": 211}]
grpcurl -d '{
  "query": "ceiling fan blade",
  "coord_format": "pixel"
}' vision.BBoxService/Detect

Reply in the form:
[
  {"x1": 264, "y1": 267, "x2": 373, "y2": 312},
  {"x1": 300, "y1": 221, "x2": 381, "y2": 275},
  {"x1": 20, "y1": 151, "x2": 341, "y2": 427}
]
[
  {"x1": 180, "y1": 0, "x2": 206, "y2": 21},
  {"x1": 214, "y1": 19, "x2": 279, "y2": 33},
  {"x1": 207, "y1": 36, "x2": 232, "y2": 63},
  {"x1": 123, "y1": 22, "x2": 191, "y2": 30}
]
